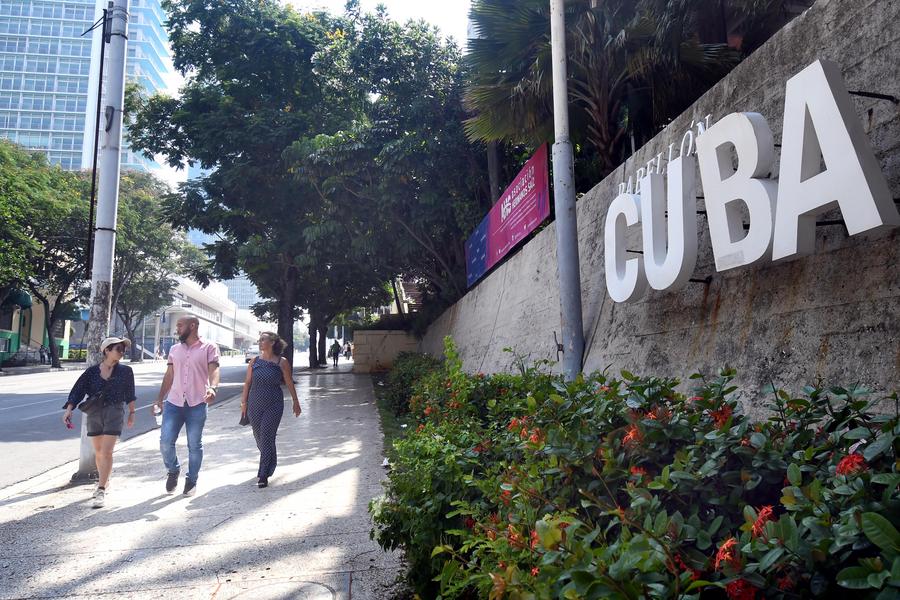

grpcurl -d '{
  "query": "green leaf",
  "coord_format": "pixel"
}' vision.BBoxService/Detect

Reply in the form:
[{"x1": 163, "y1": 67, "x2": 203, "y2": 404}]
[
  {"x1": 696, "y1": 529, "x2": 712, "y2": 550},
  {"x1": 758, "y1": 547, "x2": 785, "y2": 571},
  {"x1": 621, "y1": 370, "x2": 636, "y2": 381},
  {"x1": 685, "y1": 579, "x2": 720, "y2": 592},
  {"x1": 844, "y1": 427, "x2": 871, "y2": 440},
  {"x1": 838, "y1": 566, "x2": 875, "y2": 589},
  {"x1": 864, "y1": 434, "x2": 895, "y2": 462},
  {"x1": 862, "y1": 513, "x2": 900, "y2": 554},
  {"x1": 750, "y1": 432, "x2": 766, "y2": 448},
  {"x1": 431, "y1": 544, "x2": 452, "y2": 558},
  {"x1": 787, "y1": 463, "x2": 802, "y2": 486}
]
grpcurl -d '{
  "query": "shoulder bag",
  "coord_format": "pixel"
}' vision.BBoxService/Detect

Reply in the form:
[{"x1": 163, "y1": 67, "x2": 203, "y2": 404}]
[{"x1": 77, "y1": 368, "x2": 114, "y2": 414}]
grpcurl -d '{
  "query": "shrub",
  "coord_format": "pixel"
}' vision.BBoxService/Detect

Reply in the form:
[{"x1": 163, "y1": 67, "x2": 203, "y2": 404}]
[
  {"x1": 384, "y1": 351, "x2": 443, "y2": 415},
  {"x1": 370, "y1": 338, "x2": 900, "y2": 599}
]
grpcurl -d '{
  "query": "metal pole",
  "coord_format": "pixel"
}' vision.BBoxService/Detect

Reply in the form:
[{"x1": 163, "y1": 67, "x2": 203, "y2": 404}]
[
  {"x1": 75, "y1": 0, "x2": 129, "y2": 482},
  {"x1": 153, "y1": 312, "x2": 161, "y2": 358},
  {"x1": 84, "y1": 8, "x2": 107, "y2": 279},
  {"x1": 550, "y1": 0, "x2": 585, "y2": 381}
]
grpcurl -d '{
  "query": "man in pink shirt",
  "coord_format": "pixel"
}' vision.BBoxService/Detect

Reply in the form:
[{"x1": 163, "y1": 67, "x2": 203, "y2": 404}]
[{"x1": 154, "y1": 316, "x2": 221, "y2": 496}]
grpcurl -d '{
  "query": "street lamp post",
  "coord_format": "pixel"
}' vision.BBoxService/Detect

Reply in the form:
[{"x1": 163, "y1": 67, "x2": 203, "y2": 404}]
[{"x1": 549, "y1": 0, "x2": 585, "y2": 381}]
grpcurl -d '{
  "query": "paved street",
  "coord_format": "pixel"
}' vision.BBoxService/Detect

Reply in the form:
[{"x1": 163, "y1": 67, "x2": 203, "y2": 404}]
[{"x1": 0, "y1": 357, "x2": 250, "y2": 489}]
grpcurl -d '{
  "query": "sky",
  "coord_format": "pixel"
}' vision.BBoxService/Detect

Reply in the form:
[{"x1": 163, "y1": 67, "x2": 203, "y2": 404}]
[{"x1": 286, "y1": 0, "x2": 473, "y2": 49}]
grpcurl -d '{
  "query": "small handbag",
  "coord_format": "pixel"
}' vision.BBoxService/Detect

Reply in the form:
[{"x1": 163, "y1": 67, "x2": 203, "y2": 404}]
[
  {"x1": 239, "y1": 411, "x2": 250, "y2": 426},
  {"x1": 76, "y1": 367, "x2": 114, "y2": 414},
  {"x1": 77, "y1": 389, "x2": 105, "y2": 414}
]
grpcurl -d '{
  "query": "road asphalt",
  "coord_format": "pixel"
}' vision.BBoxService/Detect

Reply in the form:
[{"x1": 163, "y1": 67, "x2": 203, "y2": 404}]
[
  {"x1": 0, "y1": 361, "x2": 402, "y2": 599},
  {"x1": 0, "y1": 358, "x2": 250, "y2": 489}
]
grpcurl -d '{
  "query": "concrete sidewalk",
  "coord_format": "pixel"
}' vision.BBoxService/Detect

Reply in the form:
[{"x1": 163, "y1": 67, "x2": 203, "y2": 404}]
[{"x1": 0, "y1": 365, "x2": 402, "y2": 599}]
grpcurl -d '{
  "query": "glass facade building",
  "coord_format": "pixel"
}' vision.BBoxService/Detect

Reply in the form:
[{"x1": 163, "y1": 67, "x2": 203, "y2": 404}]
[{"x1": 0, "y1": 0, "x2": 174, "y2": 173}]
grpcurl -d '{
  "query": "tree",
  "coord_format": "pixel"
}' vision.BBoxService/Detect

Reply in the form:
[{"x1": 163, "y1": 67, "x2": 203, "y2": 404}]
[
  {"x1": 289, "y1": 9, "x2": 493, "y2": 316},
  {"x1": 23, "y1": 169, "x2": 91, "y2": 367},
  {"x1": 0, "y1": 141, "x2": 57, "y2": 306},
  {"x1": 130, "y1": 0, "x2": 355, "y2": 363},
  {"x1": 464, "y1": 0, "x2": 749, "y2": 183},
  {"x1": 112, "y1": 171, "x2": 200, "y2": 361}
]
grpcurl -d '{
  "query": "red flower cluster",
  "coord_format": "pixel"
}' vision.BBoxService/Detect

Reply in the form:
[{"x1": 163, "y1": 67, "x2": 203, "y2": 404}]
[
  {"x1": 530, "y1": 529, "x2": 539, "y2": 550},
  {"x1": 725, "y1": 578, "x2": 756, "y2": 600},
  {"x1": 464, "y1": 516, "x2": 476, "y2": 530},
  {"x1": 709, "y1": 404, "x2": 733, "y2": 428},
  {"x1": 672, "y1": 554, "x2": 701, "y2": 581},
  {"x1": 836, "y1": 453, "x2": 868, "y2": 476},
  {"x1": 714, "y1": 537, "x2": 740, "y2": 571},
  {"x1": 500, "y1": 489, "x2": 512, "y2": 506},
  {"x1": 751, "y1": 505, "x2": 774, "y2": 538},
  {"x1": 507, "y1": 524, "x2": 525, "y2": 548},
  {"x1": 530, "y1": 566, "x2": 539, "y2": 577},
  {"x1": 416, "y1": 423, "x2": 425, "y2": 433},
  {"x1": 623, "y1": 425, "x2": 643, "y2": 447},
  {"x1": 423, "y1": 405, "x2": 433, "y2": 416},
  {"x1": 508, "y1": 416, "x2": 526, "y2": 431},
  {"x1": 629, "y1": 466, "x2": 648, "y2": 478},
  {"x1": 777, "y1": 574, "x2": 795, "y2": 591}
]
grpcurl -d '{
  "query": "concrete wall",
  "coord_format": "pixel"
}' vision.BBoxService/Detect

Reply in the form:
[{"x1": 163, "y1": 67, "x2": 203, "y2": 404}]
[
  {"x1": 352, "y1": 330, "x2": 420, "y2": 373},
  {"x1": 422, "y1": 0, "x2": 900, "y2": 405}
]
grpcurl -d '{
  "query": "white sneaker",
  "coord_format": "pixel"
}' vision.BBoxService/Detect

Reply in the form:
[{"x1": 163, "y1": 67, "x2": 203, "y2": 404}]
[{"x1": 92, "y1": 487, "x2": 105, "y2": 508}]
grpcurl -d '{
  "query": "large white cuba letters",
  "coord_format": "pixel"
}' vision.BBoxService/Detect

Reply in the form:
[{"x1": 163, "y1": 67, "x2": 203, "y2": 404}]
[{"x1": 604, "y1": 59, "x2": 900, "y2": 302}]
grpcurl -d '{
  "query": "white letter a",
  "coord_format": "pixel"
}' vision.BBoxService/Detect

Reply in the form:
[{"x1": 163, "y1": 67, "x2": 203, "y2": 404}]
[{"x1": 773, "y1": 59, "x2": 900, "y2": 260}]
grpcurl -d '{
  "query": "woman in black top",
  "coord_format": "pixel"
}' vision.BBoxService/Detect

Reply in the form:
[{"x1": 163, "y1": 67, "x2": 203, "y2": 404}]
[{"x1": 62, "y1": 336, "x2": 137, "y2": 508}]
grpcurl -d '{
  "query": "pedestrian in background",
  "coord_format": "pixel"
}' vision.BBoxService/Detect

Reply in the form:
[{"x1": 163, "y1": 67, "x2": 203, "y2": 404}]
[
  {"x1": 154, "y1": 316, "x2": 220, "y2": 497},
  {"x1": 39, "y1": 345, "x2": 48, "y2": 364},
  {"x1": 62, "y1": 337, "x2": 136, "y2": 508},
  {"x1": 329, "y1": 339, "x2": 341, "y2": 367},
  {"x1": 240, "y1": 332, "x2": 301, "y2": 488}
]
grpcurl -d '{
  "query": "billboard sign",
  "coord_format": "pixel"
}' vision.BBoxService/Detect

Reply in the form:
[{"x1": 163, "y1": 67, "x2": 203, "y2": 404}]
[{"x1": 465, "y1": 143, "x2": 551, "y2": 287}]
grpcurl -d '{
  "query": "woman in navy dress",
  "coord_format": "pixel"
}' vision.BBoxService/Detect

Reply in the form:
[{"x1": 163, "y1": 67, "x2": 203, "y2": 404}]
[{"x1": 239, "y1": 332, "x2": 301, "y2": 487}]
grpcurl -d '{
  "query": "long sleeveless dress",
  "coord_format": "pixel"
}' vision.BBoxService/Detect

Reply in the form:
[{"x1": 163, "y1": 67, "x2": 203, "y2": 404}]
[{"x1": 247, "y1": 357, "x2": 285, "y2": 479}]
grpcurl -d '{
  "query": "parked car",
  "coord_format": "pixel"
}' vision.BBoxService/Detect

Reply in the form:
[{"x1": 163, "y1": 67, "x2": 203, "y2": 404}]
[{"x1": 244, "y1": 345, "x2": 260, "y2": 363}]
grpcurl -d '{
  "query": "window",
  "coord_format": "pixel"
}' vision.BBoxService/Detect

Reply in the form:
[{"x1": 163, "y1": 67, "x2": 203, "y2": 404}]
[{"x1": 0, "y1": 308, "x2": 13, "y2": 331}]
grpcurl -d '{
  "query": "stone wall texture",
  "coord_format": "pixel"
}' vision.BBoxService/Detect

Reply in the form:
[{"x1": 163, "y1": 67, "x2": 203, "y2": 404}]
[
  {"x1": 421, "y1": 0, "x2": 900, "y2": 408},
  {"x1": 352, "y1": 330, "x2": 420, "y2": 373}
]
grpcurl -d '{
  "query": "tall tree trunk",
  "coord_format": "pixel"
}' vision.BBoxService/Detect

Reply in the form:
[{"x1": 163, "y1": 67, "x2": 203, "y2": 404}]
[
  {"x1": 317, "y1": 323, "x2": 327, "y2": 366},
  {"x1": 277, "y1": 299, "x2": 294, "y2": 367},
  {"x1": 307, "y1": 319, "x2": 318, "y2": 368},
  {"x1": 124, "y1": 322, "x2": 139, "y2": 362},
  {"x1": 41, "y1": 299, "x2": 60, "y2": 368},
  {"x1": 276, "y1": 269, "x2": 297, "y2": 366}
]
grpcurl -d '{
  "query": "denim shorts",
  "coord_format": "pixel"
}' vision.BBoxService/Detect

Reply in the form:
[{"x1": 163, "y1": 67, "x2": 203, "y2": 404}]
[{"x1": 86, "y1": 403, "x2": 125, "y2": 437}]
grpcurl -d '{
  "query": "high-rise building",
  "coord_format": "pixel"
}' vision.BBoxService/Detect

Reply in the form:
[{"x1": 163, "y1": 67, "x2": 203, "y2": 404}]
[
  {"x1": 0, "y1": 0, "x2": 175, "y2": 173},
  {"x1": 223, "y1": 277, "x2": 262, "y2": 310}
]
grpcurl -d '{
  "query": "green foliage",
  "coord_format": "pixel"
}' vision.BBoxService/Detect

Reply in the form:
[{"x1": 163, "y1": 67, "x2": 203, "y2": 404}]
[
  {"x1": 384, "y1": 351, "x2": 443, "y2": 415},
  {"x1": 288, "y1": 9, "x2": 493, "y2": 310},
  {"x1": 371, "y1": 339, "x2": 900, "y2": 599},
  {"x1": 465, "y1": 0, "x2": 799, "y2": 183}
]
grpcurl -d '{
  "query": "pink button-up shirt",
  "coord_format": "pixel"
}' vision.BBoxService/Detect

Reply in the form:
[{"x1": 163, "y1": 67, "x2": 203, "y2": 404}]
[{"x1": 166, "y1": 339, "x2": 220, "y2": 407}]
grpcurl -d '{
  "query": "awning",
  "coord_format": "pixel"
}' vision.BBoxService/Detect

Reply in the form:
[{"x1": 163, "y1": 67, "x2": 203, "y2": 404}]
[{"x1": 1, "y1": 289, "x2": 32, "y2": 309}]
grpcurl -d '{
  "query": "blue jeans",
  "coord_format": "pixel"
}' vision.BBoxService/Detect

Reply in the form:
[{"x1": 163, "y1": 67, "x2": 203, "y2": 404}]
[{"x1": 160, "y1": 401, "x2": 207, "y2": 484}]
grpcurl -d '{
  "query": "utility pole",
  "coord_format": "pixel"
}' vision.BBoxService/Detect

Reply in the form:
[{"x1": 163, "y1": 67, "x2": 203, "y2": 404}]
[
  {"x1": 550, "y1": 0, "x2": 585, "y2": 381},
  {"x1": 74, "y1": 0, "x2": 130, "y2": 483}
]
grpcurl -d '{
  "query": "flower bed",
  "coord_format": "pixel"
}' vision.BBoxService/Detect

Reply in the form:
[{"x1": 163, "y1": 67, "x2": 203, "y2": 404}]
[{"x1": 370, "y1": 338, "x2": 900, "y2": 599}]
